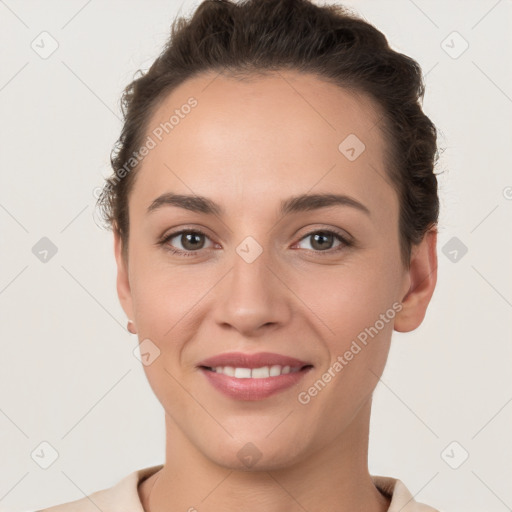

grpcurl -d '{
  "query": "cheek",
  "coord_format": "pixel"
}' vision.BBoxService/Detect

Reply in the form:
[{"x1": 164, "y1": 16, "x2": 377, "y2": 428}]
[
  {"x1": 129, "y1": 261, "x2": 197, "y2": 412},
  {"x1": 128, "y1": 258, "x2": 221, "y2": 380},
  {"x1": 129, "y1": 250, "x2": 205, "y2": 336},
  {"x1": 293, "y1": 260, "x2": 397, "y2": 342}
]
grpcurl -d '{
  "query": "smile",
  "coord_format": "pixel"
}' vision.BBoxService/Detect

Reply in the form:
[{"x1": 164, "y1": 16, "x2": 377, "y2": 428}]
[
  {"x1": 197, "y1": 351, "x2": 313, "y2": 400},
  {"x1": 203, "y1": 365, "x2": 303, "y2": 378}
]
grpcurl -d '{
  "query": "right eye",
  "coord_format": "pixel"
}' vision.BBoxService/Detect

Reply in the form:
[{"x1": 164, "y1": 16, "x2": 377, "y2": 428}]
[{"x1": 159, "y1": 229, "x2": 216, "y2": 257}]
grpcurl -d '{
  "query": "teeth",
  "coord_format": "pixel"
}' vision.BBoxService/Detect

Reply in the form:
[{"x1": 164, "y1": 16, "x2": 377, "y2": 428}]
[
  {"x1": 234, "y1": 367, "x2": 252, "y2": 378},
  {"x1": 269, "y1": 365, "x2": 281, "y2": 377},
  {"x1": 251, "y1": 366, "x2": 270, "y2": 378},
  {"x1": 211, "y1": 365, "x2": 300, "y2": 378},
  {"x1": 221, "y1": 366, "x2": 235, "y2": 376}
]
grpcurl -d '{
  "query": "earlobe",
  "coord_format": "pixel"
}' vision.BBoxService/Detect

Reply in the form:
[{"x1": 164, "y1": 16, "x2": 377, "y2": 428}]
[
  {"x1": 127, "y1": 319, "x2": 137, "y2": 334},
  {"x1": 394, "y1": 228, "x2": 438, "y2": 333}
]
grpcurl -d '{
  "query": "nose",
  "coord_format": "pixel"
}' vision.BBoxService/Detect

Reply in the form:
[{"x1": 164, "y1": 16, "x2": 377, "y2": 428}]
[{"x1": 212, "y1": 249, "x2": 293, "y2": 337}]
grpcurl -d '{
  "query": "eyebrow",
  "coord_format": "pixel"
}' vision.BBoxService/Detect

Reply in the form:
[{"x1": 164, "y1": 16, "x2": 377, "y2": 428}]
[{"x1": 146, "y1": 192, "x2": 371, "y2": 218}]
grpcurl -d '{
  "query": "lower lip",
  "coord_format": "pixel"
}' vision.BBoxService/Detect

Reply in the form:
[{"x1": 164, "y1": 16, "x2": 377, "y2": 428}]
[{"x1": 199, "y1": 367, "x2": 312, "y2": 400}]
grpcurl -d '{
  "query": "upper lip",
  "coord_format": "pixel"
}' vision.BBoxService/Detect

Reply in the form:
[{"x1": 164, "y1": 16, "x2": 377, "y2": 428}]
[{"x1": 198, "y1": 352, "x2": 312, "y2": 370}]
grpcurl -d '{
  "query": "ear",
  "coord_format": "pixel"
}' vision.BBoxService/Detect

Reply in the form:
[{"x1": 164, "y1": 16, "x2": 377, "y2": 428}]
[
  {"x1": 114, "y1": 229, "x2": 135, "y2": 323},
  {"x1": 394, "y1": 228, "x2": 438, "y2": 333}
]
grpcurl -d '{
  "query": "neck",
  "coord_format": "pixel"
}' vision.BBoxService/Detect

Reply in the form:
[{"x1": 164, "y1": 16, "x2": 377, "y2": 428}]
[{"x1": 139, "y1": 398, "x2": 390, "y2": 512}]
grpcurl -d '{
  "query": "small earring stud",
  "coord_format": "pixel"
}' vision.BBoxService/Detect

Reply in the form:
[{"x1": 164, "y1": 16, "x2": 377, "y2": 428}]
[{"x1": 127, "y1": 319, "x2": 137, "y2": 334}]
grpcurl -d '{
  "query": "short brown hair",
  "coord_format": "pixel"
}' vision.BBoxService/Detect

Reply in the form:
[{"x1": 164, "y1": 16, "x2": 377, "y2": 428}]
[{"x1": 96, "y1": 0, "x2": 441, "y2": 268}]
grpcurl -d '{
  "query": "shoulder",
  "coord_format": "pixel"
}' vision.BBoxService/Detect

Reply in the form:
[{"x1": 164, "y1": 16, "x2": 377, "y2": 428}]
[
  {"x1": 36, "y1": 464, "x2": 164, "y2": 512},
  {"x1": 371, "y1": 474, "x2": 441, "y2": 512}
]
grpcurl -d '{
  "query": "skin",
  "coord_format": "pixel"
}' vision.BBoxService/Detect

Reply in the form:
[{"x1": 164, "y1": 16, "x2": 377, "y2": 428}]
[{"x1": 114, "y1": 69, "x2": 437, "y2": 512}]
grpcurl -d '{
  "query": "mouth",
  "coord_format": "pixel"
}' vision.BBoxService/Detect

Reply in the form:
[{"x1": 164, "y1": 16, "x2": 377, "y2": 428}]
[
  {"x1": 197, "y1": 352, "x2": 314, "y2": 401},
  {"x1": 200, "y1": 364, "x2": 311, "y2": 378}
]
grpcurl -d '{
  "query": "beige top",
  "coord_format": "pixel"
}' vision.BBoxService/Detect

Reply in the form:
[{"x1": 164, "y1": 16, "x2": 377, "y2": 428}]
[{"x1": 36, "y1": 464, "x2": 441, "y2": 512}]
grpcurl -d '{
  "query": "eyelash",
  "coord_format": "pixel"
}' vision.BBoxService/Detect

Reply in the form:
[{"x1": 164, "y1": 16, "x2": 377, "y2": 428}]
[{"x1": 158, "y1": 228, "x2": 353, "y2": 258}]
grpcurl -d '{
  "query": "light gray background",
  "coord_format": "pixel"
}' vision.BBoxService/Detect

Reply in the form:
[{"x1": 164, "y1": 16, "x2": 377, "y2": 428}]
[{"x1": 1, "y1": 1, "x2": 511, "y2": 511}]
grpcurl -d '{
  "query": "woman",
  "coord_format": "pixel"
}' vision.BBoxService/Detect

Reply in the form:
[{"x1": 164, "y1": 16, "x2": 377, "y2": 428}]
[{"x1": 40, "y1": 0, "x2": 441, "y2": 510}]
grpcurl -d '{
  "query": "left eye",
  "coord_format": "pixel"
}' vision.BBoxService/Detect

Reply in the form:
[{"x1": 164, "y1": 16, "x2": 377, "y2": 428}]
[
  {"x1": 295, "y1": 230, "x2": 351, "y2": 252},
  {"x1": 162, "y1": 230, "x2": 214, "y2": 254}
]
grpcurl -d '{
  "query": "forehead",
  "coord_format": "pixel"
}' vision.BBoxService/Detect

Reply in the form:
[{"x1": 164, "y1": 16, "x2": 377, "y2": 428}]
[{"x1": 129, "y1": 70, "x2": 395, "y2": 219}]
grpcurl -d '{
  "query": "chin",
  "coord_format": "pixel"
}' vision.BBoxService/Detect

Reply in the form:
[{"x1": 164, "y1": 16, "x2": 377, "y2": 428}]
[{"x1": 198, "y1": 432, "x2": 309, "y2": 472}]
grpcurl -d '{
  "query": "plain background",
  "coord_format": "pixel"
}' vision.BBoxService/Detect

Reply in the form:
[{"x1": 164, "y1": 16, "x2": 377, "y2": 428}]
[{"x1": 1, "y1": 1, "x2": 511, "y2": 511}]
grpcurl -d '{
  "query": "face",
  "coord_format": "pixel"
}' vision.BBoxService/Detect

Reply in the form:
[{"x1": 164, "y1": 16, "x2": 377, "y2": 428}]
[{"x1": 115, "y1": 70, "x2": 431, "y2": 470}]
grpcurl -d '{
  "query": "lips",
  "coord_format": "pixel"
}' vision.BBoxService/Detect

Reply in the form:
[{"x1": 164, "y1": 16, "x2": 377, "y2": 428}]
[
  {"x1": 197, "y1": 351, "x2": 311, "y2": 370},
  {"x1": 197, "y1": 352, "x2": 313, "y2": 400}
]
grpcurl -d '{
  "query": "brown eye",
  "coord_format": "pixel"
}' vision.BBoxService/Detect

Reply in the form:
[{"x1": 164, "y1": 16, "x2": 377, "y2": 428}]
[
  {"x1": 296, "y1": 230, "x2": 352, "y2": 253},
  {"x1": 177, "y1": 232, "x2": 206, "y2": 251},
  {"x1": 310, "y1": 232, "x2": 335, "y2": 251},
  {"x1": 160, "y1": 229, "x2": 214, "y2": 256}
]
